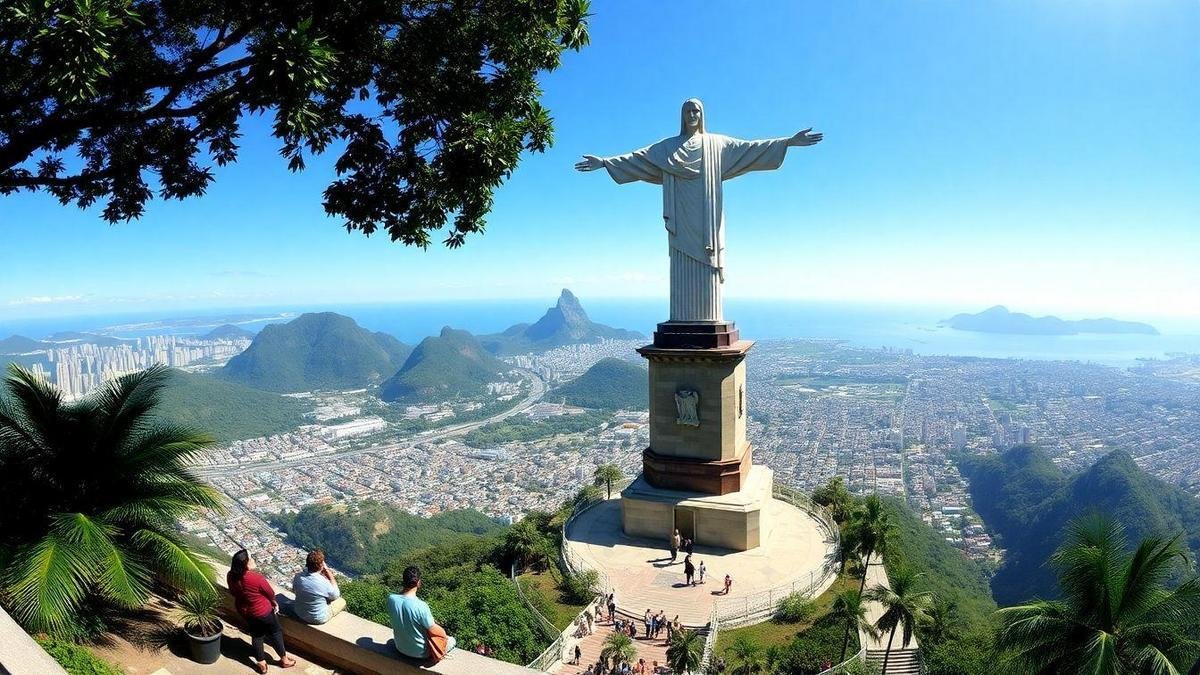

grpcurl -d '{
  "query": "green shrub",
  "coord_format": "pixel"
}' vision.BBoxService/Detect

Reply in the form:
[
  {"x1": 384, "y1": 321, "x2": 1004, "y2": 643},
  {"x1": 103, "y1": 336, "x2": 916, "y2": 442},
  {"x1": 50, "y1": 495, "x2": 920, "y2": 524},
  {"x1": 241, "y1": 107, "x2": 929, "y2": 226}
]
[
  {"x1": 559, "y1": 569, "x2": 598, "y2": 605},
  {"x1": 34, "y1": 637, "x2": 122, "y2": 675},
  {"x1": 774, "y1": 592, "x2": 816, "y2": 623}
]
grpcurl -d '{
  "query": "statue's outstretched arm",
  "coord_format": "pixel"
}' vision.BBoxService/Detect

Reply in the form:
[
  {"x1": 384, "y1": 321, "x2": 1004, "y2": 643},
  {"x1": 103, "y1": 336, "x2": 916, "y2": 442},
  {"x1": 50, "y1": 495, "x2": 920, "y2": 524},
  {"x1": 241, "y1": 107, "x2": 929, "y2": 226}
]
[
  {"x1": 574, "y1": 155, "x2": 605, "y2": 172},
  {"x1": 788, "y1": 128, "x2": 823, "y2": 147}
]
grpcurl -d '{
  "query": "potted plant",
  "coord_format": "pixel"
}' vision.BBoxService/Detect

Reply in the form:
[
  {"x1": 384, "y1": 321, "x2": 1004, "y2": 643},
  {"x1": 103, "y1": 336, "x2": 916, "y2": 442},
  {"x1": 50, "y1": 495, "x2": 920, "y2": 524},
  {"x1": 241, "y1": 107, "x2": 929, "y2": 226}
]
[{"x1": 173, "y1": 589, "x2": 224, "y2": 664}]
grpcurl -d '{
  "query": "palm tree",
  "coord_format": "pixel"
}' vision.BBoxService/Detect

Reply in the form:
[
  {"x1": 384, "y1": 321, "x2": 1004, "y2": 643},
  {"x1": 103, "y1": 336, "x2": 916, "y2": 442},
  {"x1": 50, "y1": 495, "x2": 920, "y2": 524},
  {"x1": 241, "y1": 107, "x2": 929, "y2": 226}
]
[
  {"x1": 0, "y1": 365, "x2": 224, "y2": 636},
  {"x1": 829, "y1": 589, "x2": 878, "y2": 663},
  {"x1": 725, "y1": 634, "x2": 766, "y2": 674},
  {"x1": 593, "y1": 463, "x2": 623, "y2": 500},
  {"x1": 812, "y1": 476, "x2": 854, "y2": 524},
  {"x1": 600, "y1": 631, "x2": 636, "y2": 671},
  {"x1": 666, "y1": 628, "x2": 703, "y2": 673},
  {"x1": 995, "y1": 515, "x2": 1200, "y2": 675},
  {"x1": 866, "y1": 566, "x2": 934, "y2": 675},
  {"x1": 845, "y1": 494, "x2": 895, "y2": 596}
]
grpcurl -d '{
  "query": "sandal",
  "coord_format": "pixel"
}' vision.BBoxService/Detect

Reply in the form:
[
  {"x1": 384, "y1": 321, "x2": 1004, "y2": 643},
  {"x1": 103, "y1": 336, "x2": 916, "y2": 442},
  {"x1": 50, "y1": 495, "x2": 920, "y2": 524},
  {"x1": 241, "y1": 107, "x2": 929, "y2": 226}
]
[
  {"x1": 255, "y1": 661, "x2": 268, "y2": 674},
  {"x1": 280, "y1": 657, "x2": 297, "y2": 669}
]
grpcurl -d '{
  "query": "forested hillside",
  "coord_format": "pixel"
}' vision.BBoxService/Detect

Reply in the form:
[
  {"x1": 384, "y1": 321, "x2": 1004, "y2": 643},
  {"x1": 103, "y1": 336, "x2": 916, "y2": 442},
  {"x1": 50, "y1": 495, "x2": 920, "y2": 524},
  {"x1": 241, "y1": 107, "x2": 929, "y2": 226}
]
[
  {"x1": 155, "y1": 369, "x2": 307, "y2": 442},
  {"x1": 549, "y1": 357, "x2": 647, "y2": 410},
  {"x1": 274, "y1": 501, "x2": 502, "y2": 575},
  {"x1": 959, "y1": 445, "x2": 1200, "y2": 604}
]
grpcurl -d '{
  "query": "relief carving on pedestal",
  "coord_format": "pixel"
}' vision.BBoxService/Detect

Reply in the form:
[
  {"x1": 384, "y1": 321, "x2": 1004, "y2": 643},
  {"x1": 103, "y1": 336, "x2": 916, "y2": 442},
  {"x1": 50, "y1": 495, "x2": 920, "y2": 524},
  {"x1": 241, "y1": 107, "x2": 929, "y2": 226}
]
[{"x1": 674, "y1": 389, "x2": 700, "y2": 427}]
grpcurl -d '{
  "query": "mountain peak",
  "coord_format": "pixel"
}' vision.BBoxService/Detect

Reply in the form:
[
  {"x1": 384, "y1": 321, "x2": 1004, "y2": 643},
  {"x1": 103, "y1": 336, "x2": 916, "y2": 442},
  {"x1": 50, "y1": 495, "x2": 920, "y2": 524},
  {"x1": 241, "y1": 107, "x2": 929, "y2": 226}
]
[{"x1": 555, "y1": 288, "x2": 588, "y2": 322}]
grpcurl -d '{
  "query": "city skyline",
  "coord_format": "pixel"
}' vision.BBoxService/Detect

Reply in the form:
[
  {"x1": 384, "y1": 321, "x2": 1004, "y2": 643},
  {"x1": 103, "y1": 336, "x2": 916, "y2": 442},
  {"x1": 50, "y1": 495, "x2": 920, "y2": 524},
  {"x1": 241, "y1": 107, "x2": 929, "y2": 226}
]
[{"x1": 2, "y1": 1, "x2": 1198, "y2": 320}]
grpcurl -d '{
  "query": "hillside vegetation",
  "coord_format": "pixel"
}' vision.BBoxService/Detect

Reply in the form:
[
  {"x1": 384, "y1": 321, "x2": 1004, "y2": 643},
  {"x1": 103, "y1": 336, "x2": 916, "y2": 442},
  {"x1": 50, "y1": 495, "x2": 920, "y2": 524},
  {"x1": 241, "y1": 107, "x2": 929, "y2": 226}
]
[
  {"x1": 380, "y1": 327, "x2": 506, "y2": 403},
  {"x1": 549, "y1": 357, "x2": 647, "y2": 410},
  {"x1": 273, "y1": 500, "x2": 502, "y2": 575},
  {"x1": 221, "y1": 312, "x2": 411, "y2": 392},
  {"x1": 958, "y1": 445, "x2": 1200, "y2": 605},
  {"x1": 154, "y1": 369, "x2": 307, "y2": 442}
]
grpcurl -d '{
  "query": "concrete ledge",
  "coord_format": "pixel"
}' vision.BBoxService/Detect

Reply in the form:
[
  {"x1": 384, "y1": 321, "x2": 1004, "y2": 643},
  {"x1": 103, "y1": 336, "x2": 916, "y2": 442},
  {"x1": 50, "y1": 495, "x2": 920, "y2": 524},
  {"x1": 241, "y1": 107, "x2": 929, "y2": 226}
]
[
  {"x1": 0, "y1": 606, "x2": 69, "y2": 675},
  {"x1": 213, "y1": 570, "x2": 537, "y2": 675}
]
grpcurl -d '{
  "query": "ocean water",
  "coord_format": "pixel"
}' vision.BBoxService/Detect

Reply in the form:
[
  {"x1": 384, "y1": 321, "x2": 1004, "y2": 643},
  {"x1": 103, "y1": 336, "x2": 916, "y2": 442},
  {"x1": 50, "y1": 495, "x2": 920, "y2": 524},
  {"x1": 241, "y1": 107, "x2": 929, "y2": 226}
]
[{"x1": 3, "y1": 299, "x2": 1198, "y2": 368}]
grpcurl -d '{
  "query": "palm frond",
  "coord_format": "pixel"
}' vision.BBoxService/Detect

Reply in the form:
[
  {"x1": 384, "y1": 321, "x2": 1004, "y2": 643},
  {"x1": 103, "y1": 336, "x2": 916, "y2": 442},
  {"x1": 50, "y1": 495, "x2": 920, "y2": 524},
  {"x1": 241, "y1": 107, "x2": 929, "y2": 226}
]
[
  {"x1": 1, "y1": 363, "x2": 63, "y2": 453},
  {"x1": 5, "y1": 531, "x2": 94, "y2": 633},
  {"x1": 53, "y1": 512, "x2": 150, "y2": 608},
  {"x1": 1114, "y1": 533, "x2": 1185, "y2": 622},
  {"x1": 131, "y1": 529, "x2": 215, "y2": 594},
  {"x1": 93, "y1": 365, "x2": 174, "y2": 458}
]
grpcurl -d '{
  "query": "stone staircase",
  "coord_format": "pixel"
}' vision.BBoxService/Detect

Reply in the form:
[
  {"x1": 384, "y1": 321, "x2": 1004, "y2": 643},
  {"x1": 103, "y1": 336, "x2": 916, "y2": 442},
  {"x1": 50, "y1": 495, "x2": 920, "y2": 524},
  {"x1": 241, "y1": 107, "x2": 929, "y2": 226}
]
[{"x1": 866, "y1": 647, "x2": 921, "y2": 675}]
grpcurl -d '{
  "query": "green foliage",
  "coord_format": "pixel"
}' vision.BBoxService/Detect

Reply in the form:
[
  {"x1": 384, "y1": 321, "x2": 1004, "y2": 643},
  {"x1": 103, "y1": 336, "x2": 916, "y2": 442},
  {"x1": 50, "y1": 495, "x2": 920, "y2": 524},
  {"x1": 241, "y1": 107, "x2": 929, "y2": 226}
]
[
  {"x1": 221, "y1": 313, "x2": 410, "y2": 393},
  {"x1": 343, "y1": 533, "x2": 552, "y2": 664},
  {"x1": 0, "y1": 365, "x2": 222, "y2": 637},
  {"x1": 172, "y1": 588, "x2": 223, "y2": 637},
  {"x1": 665, "y1": 628, "x2": 704, "y2": 673},
  {"x1": 775, "y1": 592, "x2": 816, "y2": 623},
  {"x1": 763, "y1": 620, "x2": 848, "y2": 675},
  {"x1": 865, "y1": 566, "x2": 934, "y2": 672},
  {"x1": 812, "y1": 476, "x2": 854, "y2": 524},
  {"x1": 958, "y1": 445, "x2": 1200, "y2": 605},
  {"x1": 877, "y1": 497, "x2": 996, "y2": 626},
  {"x1": 274, "y1": 501, "x2": 502, "y2": 575},
  {"x1": 600, "y1": 631, "x2": 637, "y2": 669},
  {"x1": 464, "y1": 410, "x2": 608, "y2": 448},
  {"x1": 549, "y1": 358, "x2": 648, "y2": 410},
  {"x1": 153, "y1": 369, "x2": 306, "y2": 442},
  {"x1": 593, "y1": 463, "x2": 624, "y2": 500},
  {"x1": 726, "y1": 634, "x2": 767, "y2": 674},
  {"x1": 558, "y1": 569, "x2": 598, "y2": 605},
  {"x1": 994, "y1": 515, "x2": 1200, "y2": 675},
  {"x1": 340, "y1": 578, "x2": 392, "y2": 626},
  {"x1": 0, "y1": 0, "x2": 589, "y2": 244},
  {"x1": 34, "y1": 636, "x2": 122, "y2": 675},
  {"x1": 381, "y1": 327, "x2": 505, "y2": 403}
]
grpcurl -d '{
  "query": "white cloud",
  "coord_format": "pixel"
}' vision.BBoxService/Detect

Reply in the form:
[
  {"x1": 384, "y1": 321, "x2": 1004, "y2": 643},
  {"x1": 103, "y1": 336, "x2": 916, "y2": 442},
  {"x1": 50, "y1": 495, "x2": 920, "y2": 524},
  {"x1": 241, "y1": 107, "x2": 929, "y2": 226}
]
[{"x1": 5, "y1": 294, "x2": 86, "y2": 306}]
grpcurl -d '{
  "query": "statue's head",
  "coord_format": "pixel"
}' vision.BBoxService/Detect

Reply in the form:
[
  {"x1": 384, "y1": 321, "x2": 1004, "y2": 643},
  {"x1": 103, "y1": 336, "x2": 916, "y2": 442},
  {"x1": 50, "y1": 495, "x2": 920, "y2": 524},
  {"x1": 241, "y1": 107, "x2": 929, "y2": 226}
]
[{"x1": 679, "y1": 98, "x2": 704, "y2": 134}]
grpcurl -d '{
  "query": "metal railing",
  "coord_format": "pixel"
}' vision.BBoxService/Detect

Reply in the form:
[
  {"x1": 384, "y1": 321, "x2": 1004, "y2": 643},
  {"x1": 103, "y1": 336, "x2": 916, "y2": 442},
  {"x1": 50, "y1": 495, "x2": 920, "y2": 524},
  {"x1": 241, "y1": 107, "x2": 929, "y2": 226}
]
[{"x1": 696, "y1": 480, "x2": 844, "y2": 668}]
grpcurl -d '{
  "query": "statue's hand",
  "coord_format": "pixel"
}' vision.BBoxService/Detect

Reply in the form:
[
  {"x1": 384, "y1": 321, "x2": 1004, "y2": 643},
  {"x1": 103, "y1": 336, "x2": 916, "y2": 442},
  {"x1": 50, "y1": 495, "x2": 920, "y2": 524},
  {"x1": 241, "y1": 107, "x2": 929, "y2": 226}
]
[
  {"x1": 788, "y1": 128, "x2": 823, "y2": 147},
  {"x1": 574, "y1": 154, "x2": 604, "y2": 172}
]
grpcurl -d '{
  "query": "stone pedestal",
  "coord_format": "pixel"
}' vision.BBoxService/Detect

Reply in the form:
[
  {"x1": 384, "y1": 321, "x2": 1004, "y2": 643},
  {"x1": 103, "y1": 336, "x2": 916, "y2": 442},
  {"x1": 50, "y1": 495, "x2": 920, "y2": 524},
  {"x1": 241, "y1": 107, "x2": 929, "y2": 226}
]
[
  {"x1": 618, "y1": 319, "x2": 772, "y2": 552},
  {"x1": 621, "y1": 465, "x2": 773, "y2": 551}
]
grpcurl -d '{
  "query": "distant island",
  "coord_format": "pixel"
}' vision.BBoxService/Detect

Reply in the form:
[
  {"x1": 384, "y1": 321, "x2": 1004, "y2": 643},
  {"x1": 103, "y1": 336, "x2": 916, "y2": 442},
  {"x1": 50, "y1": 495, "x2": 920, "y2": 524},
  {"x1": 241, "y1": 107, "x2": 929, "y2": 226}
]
[{"x1": 944, "y1": 305, "x2": 1158, "y2": 336}]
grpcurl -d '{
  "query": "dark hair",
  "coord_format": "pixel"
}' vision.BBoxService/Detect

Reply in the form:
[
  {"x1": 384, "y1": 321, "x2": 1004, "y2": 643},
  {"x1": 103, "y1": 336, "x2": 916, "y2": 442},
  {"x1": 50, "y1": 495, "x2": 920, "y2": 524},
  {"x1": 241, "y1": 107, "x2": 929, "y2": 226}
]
[
  {"x1": 306, "y1": 549, "x2": 325, "y2": 573},
  {"x1": 231, "y1": 549, "x2": 250, "y2": 577},
  {"x1": 402, "y1": 565, "x2": 421, "y2": 589}
]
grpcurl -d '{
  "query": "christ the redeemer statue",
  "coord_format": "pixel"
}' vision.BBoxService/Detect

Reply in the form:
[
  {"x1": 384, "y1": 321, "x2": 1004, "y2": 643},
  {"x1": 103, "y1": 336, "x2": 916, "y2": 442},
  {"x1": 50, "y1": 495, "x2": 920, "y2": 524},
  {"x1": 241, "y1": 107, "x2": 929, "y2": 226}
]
[{"x1": 576, "y1": 98, "x2": 822, "y2": 323}]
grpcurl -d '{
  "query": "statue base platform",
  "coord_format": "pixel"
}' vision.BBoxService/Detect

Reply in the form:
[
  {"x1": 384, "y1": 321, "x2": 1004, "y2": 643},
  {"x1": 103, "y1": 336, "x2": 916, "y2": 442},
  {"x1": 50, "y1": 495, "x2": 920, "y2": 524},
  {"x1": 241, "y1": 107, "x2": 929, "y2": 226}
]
[
  {"x1": 653, "y1": 321, "x2": 740, "y2": 349},
  {"x1": 621, "y1": 465, "x2": 773, "y2": 551},
  {"x1": 640, "y1": 446, "x2": 751, "y2": 495}
]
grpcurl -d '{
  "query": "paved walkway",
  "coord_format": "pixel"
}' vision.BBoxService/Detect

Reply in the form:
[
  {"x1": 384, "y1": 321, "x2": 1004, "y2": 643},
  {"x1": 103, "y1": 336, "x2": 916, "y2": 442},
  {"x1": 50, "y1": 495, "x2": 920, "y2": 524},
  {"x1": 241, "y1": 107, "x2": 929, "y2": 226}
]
[
  {"x1": 554, "y1": 617, "x2": 672, "y2": 675},
  {"x1": 860, "y1": 562, "x2": 920, "y2": 675},
  {"x1": 566, "y1": 498, "x2": 837, "y2": 627}
]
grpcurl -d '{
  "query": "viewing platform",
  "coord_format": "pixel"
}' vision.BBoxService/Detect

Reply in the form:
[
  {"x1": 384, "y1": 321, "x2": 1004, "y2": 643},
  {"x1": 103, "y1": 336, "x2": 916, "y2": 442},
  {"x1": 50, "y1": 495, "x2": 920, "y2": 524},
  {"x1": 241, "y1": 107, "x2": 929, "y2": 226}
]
[{"x1": 563, "y1": 488, "x2": 839, "y2": 629}]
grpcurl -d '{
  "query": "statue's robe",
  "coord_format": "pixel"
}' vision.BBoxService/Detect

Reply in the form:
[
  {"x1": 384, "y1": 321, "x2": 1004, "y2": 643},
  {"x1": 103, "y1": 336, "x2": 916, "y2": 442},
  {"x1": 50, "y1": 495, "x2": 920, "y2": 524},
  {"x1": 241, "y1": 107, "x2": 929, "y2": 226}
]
[{"x1": 602, "y1": 133, "x2": 790, "y2": 322}]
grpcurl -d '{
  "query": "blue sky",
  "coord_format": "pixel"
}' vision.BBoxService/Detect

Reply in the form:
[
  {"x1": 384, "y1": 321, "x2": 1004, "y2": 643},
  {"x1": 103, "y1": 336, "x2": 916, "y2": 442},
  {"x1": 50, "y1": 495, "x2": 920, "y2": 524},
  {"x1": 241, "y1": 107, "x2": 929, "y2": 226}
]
[{"x1": 1, "y1": 1, "x2": 1197, "y2": 321}]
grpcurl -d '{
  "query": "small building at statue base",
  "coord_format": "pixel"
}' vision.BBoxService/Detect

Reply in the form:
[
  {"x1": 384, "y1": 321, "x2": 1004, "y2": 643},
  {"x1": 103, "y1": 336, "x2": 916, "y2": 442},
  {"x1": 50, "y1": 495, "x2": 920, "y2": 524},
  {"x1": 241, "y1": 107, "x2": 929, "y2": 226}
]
[{"x1": 620, "y1": 320, "x2": 771, "y2": 551}]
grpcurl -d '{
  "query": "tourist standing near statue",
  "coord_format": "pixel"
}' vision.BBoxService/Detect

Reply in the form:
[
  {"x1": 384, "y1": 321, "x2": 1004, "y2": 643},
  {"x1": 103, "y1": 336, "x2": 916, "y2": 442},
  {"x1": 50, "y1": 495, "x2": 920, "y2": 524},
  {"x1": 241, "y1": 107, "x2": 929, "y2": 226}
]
[
  {"x1": 669, "y1": 528, "x2": 680, "y2": 563},
  {"x1": 576, "y1": 98, "x2": 822, "y2": 322},
  {"x1": 684, "y1": 554, "x2": 696, "y2": 586}
]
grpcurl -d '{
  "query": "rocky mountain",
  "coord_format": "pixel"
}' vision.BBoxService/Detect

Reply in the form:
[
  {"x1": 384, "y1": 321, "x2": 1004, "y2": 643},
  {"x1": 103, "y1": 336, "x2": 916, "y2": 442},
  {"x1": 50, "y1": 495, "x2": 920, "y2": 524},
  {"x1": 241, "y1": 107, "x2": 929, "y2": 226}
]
[
  {"x1": 945, "y1": 305, "x2": 1158, "y2": 335},
  {"x1": 480, "y1": 289, "x2": 643, "y2": 355},
  {"x1": 201, "y1": 324, "x2": 255, "y2": 340},
  {"x1": 220, "y1": 312, "x2": 411, "y2": 392},
  {"x1": 959, "y1": 445, "x2": 1200, "y2": 604},
  {"x1": 549, "y1": 358, "x2": 647, "y2": 410},
  {"x1": 380, "y1": 327, "x2": 506, "y2": 403}
]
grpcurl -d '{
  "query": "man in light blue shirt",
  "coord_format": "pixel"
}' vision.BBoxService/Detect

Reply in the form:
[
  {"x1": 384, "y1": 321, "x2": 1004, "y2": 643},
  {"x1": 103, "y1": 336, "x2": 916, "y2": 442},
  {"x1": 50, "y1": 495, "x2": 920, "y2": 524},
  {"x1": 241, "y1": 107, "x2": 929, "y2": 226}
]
[
  {"x1": 291, "y1": 550, "x2": 344, "y2": 625},
  {"x1": 387, "y1": 566, "x2": 455, "y2": 660}
]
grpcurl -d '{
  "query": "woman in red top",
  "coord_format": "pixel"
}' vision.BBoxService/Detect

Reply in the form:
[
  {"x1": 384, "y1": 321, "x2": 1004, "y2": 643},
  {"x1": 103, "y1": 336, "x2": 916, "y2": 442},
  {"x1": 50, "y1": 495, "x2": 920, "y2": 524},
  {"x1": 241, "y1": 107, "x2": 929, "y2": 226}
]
[{"x1": 227, "y1": 549, "x2": 296, "y2": 672}]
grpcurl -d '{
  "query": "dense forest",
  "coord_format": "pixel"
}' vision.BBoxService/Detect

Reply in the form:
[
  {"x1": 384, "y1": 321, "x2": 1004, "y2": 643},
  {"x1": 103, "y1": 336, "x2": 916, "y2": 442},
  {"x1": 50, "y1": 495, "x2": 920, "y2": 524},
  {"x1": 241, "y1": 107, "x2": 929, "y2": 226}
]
[
  {"x1": 154, "y1": 369, "x2": 308, "y2": 442},
  {"x1": 548, "y1": 358, "x2": 648, "y2": 410},
  {"x1": 958, "y1": 445, "x2": 1200, "y2": 605},
  {"x1": 273, "y1": 501, "x2": 503, "y2": 575}
]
